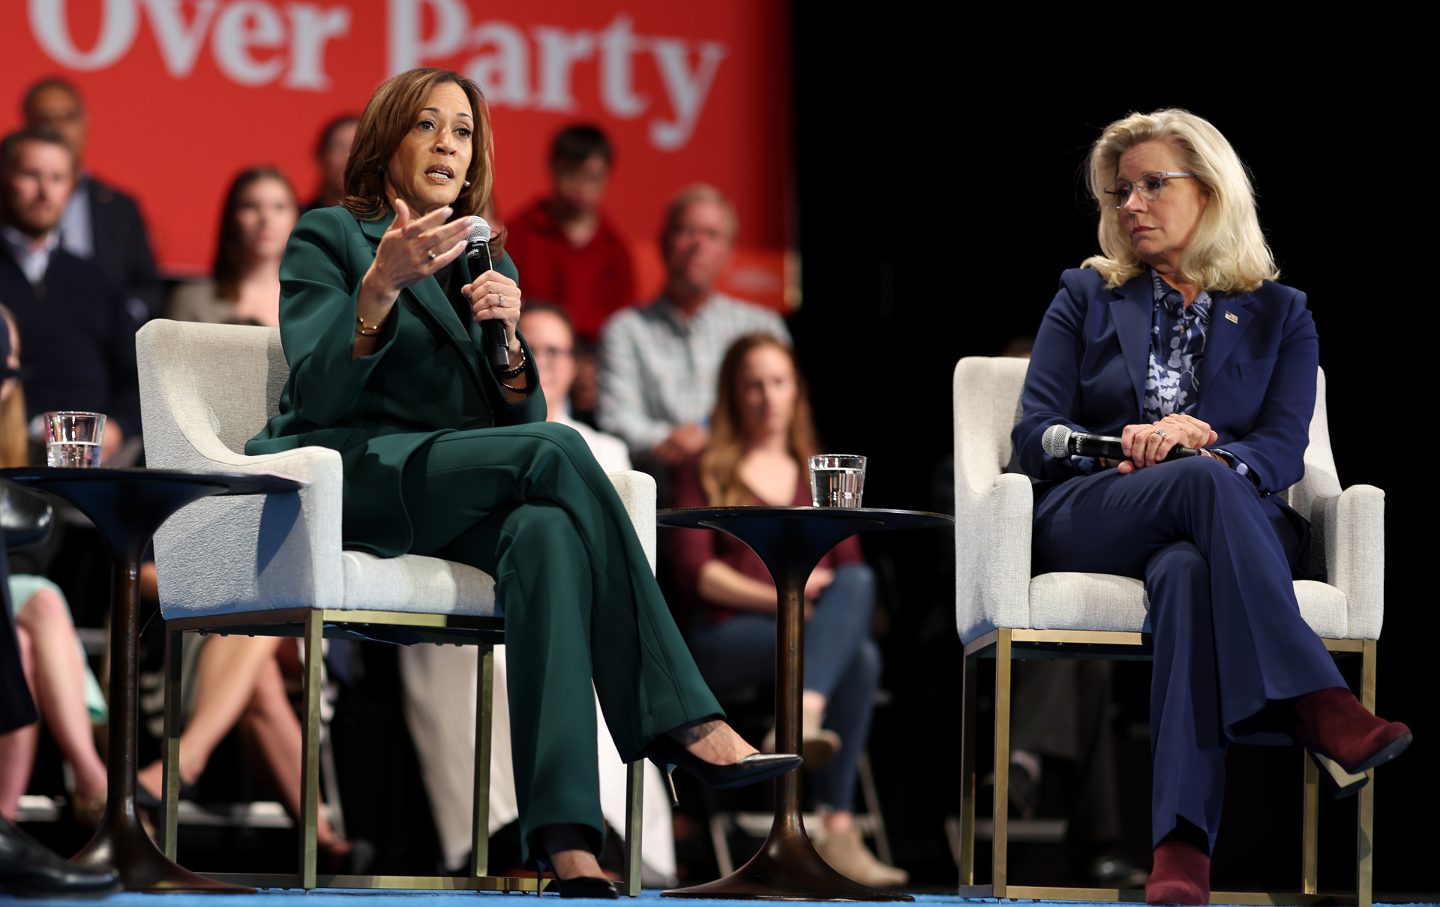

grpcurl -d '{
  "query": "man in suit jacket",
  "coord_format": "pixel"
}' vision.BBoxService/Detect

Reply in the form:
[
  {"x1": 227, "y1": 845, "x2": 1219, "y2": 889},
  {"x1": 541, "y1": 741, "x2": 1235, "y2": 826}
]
[
  {"x1": 22, "y1": 77, "x2": 162, "y2": 326},
  {"x1": 0, "y1": 126, "x2": 141, "y2": 450}
]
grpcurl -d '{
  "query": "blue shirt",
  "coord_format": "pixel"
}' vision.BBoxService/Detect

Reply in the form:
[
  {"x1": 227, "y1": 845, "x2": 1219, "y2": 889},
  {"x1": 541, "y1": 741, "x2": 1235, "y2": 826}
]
[
  {"x1": 1143, "y1": 270, "x2": 1252, "y2": 480},
  {"x1": 1145, "y1": 270, "x2": 1211, "y2": 422}
]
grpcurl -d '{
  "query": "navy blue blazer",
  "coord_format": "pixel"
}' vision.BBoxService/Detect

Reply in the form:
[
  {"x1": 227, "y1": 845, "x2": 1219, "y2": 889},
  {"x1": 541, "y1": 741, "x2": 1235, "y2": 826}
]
[{"x1": 1013, "y1": 268, "x2": 1318, "y2": 496}]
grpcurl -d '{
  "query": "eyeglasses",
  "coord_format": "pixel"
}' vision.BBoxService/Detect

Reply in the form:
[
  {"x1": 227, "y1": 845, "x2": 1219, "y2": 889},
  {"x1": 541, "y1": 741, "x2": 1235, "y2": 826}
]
[
  {"x1": 1103, "y1": 171, "x2": 1194, "y2": 209},
  {"x1": 529, "y1": 344, "x2": 573, "y2": 362}
]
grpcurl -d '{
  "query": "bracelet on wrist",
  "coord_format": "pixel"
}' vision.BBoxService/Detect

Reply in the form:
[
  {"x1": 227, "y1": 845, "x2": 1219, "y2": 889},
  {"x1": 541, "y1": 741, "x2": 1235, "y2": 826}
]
[
  {"x1": 356, "y1": 311, "x2": 384, "y2": 336},
  {"x1": 495, "y1": 343, "x2": 527, "y2": 379}
]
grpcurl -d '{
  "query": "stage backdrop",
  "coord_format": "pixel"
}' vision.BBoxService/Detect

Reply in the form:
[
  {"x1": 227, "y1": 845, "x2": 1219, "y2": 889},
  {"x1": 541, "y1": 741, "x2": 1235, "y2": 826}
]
[{"x1": 0, "y1": 0, "x2": 792, "y2": 310}]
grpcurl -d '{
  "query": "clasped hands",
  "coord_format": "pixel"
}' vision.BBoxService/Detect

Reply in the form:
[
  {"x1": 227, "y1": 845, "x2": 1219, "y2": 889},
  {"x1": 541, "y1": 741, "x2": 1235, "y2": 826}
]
[
  {"x1": 358, "y1": 199, "x2": 521, "y2": 351},
  {"x1": 1111, "y1": 413, "x2": 1220, "y2": 474}
]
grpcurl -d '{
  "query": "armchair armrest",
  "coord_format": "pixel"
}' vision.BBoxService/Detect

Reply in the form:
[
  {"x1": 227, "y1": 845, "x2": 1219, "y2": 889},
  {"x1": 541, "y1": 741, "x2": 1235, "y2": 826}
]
[
  {"x1": 1317, "y1": 483, "x2": 1385, "y2": 640},
  {"x1": 606, "y1": 469, "x2": 658, "y2": 575},
  {"x1": 955, "y1": 472, "x2": 1034, "y2": 645}
]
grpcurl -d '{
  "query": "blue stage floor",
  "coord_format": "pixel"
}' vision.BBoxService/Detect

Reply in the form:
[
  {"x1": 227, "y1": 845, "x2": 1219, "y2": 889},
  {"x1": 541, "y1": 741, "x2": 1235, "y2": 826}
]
[{"x1": 22, "y1": 894, "x2": 1437, "y2": 907}]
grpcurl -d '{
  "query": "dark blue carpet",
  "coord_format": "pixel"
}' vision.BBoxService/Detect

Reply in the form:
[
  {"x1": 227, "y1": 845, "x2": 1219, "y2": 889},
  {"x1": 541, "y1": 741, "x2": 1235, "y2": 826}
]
[{"x1": 19, "y1": 894, "x2": 1435, "y2": 907}]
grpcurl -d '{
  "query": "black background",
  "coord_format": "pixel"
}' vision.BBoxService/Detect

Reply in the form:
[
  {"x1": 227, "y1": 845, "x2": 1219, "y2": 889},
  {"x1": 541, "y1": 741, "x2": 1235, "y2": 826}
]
[{"x1": 788, "y1": 20, "x2": 1432, "y2": 895}]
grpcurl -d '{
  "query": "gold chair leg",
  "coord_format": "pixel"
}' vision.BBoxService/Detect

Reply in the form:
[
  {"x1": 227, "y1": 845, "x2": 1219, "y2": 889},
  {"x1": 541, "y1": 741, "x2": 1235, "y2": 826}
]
[
  {"x1": 623, "y1": 759, "x2": 643, "y2": 896},
  {"x1": 1356, "y1": 640, "x2": 1377, "y2": 907},
  {"x1": 958, "y1": 640, "x2": 978, "y2": 888},
  {"x1": 1301, "y1": 751, "x2": 1319, "y2": 894},
  {"x1": 161, "y1": 626, "x2": 183, "y2": 859},
  {"x1": 299, "y1": 611, "x2": 323, "y2": 890},
  {"x1": 991, "y1": 629, "x2": 1013, "y2": 898},
  {"x1": 471, "y1": 643, "x2": 494, "y2": 878}
]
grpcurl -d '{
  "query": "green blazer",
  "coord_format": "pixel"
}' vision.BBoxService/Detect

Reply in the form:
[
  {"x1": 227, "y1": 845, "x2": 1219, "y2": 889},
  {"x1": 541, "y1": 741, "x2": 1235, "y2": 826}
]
[{"x1": 246, "y1": 206, "x2": 546, "y2": 557}]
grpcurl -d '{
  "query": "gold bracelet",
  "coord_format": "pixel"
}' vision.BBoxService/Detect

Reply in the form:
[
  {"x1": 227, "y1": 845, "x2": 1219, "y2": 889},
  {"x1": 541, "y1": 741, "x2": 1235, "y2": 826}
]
[{"x1": 356, "y1": 312, "x2": 384, "y2": 336}]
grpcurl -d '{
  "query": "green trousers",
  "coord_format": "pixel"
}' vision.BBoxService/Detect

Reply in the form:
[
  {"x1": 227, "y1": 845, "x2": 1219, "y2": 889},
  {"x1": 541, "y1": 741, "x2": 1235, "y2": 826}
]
[{"x1": 401, "y1": 420, "x2": 722, "y2": 861}]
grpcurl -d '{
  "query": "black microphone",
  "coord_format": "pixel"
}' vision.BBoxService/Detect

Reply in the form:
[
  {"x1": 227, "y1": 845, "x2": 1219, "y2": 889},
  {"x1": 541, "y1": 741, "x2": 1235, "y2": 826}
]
[
  {"x1": 465, "y1": 217, "x2": 511, "y2": 370},
  {"x1": 1041, "y1": 424, "x2": 1202, "y2": 462}
]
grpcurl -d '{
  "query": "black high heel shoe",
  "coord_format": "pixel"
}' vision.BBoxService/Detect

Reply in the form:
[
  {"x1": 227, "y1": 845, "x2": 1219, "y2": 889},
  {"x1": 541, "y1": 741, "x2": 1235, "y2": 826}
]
[
  {"x1": 645, "y1": 735, "x2": 802, "y2": 805},
  {"x1": 533, "y1": 854, "x2": 619, "y2": 899}
]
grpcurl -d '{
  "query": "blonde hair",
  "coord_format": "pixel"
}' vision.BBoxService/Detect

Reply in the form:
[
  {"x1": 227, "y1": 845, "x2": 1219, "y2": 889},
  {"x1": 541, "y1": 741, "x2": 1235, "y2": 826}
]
[
  {"x1": 699, "y1": 335, "x2": 819, "y2": 507},
  {"x1": 660, "y1": 183, "x2": 738, "y2": 247},
  {"x1": 1081, "y1": 109, "x2": 1277, "y2": 292},
  {"x1": 0, "y1": 305, "x2": 28, "y2": 468}
]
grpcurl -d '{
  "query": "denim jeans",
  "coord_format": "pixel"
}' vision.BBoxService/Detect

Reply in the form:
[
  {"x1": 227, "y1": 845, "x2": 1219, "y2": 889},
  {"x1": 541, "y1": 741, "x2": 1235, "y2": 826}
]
[{"x1": 688, "y1": 564, "x2": 881, "y2": 811}]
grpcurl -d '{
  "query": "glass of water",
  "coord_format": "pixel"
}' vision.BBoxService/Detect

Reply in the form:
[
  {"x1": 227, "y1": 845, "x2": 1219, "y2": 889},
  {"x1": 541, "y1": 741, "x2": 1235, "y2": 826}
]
[
  {"x1": 808, "y1": 454, "x2": 866, "y2": 508},
  {"x1": 44, "y1": 411, "x2": 106, "y2": 468}
]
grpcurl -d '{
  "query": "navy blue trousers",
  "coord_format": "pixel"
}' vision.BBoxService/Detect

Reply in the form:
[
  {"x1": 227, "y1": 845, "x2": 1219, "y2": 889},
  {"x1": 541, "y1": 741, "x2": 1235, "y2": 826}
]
[
  {"x1": 1032, "y1": 457, "x2": 1344, "y2": 849},
  {"x1": 687, "y1": 564, "x2": 881, "y2": 812}
]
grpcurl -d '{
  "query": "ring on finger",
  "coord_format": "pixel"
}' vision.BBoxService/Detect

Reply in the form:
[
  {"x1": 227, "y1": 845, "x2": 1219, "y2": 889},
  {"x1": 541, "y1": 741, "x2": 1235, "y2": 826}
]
[
  {"x1": 1154, "y1": 428, "x2": 1168, "y2": 438},
  {"x1": 427, "y1": 249, "x2": 437, "y2": 261}
]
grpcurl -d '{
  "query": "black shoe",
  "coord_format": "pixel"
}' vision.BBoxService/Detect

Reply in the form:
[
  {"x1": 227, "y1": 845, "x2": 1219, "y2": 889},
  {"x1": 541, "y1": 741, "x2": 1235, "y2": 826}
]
[
  {"x1": 0, "y1": 818, "x2": 120, "y2": 898},
  {"x1": 534, "y1": 856, "x2": 619, "y2": 899},
  {"x1": 645, "y1": 735, "x2": 802, "y2": 803}
]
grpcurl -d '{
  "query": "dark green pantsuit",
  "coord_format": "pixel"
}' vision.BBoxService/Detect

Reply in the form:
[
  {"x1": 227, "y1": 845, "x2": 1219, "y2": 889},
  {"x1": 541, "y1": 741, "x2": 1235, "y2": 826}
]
[
  {"x1": 248, "y1": 206, "x2": 721, "y2": 863},
  {"x1": 405, "y1": 424, "x2": 721, "y2": 856}
]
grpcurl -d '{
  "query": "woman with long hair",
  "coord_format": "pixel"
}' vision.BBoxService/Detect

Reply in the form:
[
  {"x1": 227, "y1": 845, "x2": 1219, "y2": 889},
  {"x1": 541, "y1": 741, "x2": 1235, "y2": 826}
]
[
  {"x1": 0, "y1": 305, "x2": 108, "y2": 828},
  {"x1": 669, "y1": 333, "x2": 906, "y2": 888},
  {"x1": 167, "y1": 166, "x2": 298, "y2": 327},
  {"x1": 244, "y1": 68, "x2": 799, "y2": 895}
]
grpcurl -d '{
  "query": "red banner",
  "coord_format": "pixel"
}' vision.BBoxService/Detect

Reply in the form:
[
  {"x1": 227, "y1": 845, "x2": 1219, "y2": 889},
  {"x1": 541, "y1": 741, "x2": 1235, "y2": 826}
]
[{"x1": 1, "y1": 0, "x2": 792, "y2": 309}]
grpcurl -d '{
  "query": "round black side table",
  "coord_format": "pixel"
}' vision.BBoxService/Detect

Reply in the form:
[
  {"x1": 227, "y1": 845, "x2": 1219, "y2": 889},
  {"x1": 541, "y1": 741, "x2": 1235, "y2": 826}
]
[
  {"x1": 657, "y1": 506, "x2": 951, "y2": 901},
  {"x1": 1, "y1": 468, "x2": 301, "y2": 892}
]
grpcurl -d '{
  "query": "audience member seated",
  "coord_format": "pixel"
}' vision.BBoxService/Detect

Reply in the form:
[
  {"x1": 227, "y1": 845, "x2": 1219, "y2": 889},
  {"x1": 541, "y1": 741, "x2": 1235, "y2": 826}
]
[
  {"x1": 302, "y1": 115, "x2": 358, "y2": 213},
  {"x1": 668, "y1": 333, "x2": 906, "y2": 888},
  {"x1": 599, "y1": 185, "x2": 789, "y2": 497},
  {"x1": 503, "y1": 124, "x2": 635, "y2": 345},
  {"x1": 0, "y1": 523, "x2": 119, "y2": 898},
  {"x1": 21, "y1": 76, "x2": 162, "y2": 327},
  {"x1": 167, "y1": 166, "x2": 298, "y2": 326},
  {"x1": 399, "y1": 302, "x2": 680, "y2": 882},
  {"x1": 0, "y1": 305, "x2": 108, "y2": 830},
  {"x1": 133, "y1": 633, "x2": 366, "y2": 871},
  {"x1": 144, "y1": 165, "x2": 362, "y2": 870},
  {"x1": 0, "y1": 125, "x2": 138, "y2": 462}
]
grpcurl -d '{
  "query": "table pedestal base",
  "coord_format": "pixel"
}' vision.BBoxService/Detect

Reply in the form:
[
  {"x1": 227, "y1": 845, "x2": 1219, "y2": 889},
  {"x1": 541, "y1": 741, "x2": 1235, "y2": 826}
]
[
  {"x1": 72, "y1": 810, "x2": 250, "y2": 893},
  {"x1": 663, "y1": 823, "x2": 912, "y2": 901}
]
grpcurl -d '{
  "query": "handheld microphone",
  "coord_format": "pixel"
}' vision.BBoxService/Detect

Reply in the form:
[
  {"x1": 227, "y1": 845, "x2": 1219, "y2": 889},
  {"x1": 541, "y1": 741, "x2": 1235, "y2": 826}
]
[
  {"x1": 465, "y1": 217, "x2": 512, "y2": 370},
  {"x1": 1041, "y1": 424, "x2": 1202, "y2": 462}
]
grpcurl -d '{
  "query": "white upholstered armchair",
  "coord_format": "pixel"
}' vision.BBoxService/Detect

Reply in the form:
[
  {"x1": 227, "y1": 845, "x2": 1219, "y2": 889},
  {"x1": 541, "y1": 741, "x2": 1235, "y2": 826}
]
[
  {"x1": 136, "y1": 319, "x2": 650, "y2": 893},
  {"x1": 952, "y1": 355, "x2": 1385, "y2": 906}
]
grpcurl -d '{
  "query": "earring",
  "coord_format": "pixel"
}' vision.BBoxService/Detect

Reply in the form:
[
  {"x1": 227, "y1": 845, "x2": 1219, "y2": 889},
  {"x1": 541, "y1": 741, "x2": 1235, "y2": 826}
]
[{"x1": 464, "y1": 180, "x2": 472, "y2": 187}]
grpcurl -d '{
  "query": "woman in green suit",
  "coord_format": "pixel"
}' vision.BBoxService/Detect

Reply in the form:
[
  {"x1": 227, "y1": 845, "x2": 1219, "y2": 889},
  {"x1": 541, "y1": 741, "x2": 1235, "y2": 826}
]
[{"x1": 247, "y1": 68, "x2": 798, "y2": 895}]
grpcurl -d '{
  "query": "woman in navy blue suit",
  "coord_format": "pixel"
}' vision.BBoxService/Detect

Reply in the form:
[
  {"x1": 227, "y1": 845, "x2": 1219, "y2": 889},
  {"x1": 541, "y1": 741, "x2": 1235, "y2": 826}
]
[{"x1": 1013, "y1": 109, "x2": 1410, "y2": 905}]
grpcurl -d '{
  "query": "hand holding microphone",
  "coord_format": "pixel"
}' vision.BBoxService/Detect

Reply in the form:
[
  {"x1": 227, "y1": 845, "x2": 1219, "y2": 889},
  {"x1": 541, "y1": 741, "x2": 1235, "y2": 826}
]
[
  {"x1": 458, "y1": 217, "x2": 522, "y2": 370},
  {"x1": 1043, "y1": 414, "x2": 1217, "y2": 472}
]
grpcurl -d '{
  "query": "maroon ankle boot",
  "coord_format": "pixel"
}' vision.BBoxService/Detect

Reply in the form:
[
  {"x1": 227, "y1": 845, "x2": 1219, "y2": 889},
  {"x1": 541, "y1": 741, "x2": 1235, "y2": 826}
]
[
  {"x1": 1146, "y1": 839, "x2": 1210, "y2": 905},
  {"x1": 1292, "y1": 687, "x2": 1411, "y2": 775}
]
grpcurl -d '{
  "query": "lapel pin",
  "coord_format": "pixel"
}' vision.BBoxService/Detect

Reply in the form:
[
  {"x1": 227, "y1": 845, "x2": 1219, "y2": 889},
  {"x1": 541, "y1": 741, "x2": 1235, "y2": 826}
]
[{"x1": 1224, "y1": 311, "x2": 1239, "y2": 324}]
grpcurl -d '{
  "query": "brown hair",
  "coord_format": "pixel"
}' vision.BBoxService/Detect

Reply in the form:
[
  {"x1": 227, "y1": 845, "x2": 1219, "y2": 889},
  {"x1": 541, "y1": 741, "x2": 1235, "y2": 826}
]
[
  {"x1": 342, "y1": 68, "x2": 502, "y2": 255},
  {"x1": 213, "y1": 166, "x2": 296, "y2": 301},
  {"x1": 699, "y1": 334, "x2": 819, "y2": 507},
  {"x1": 0, "y1": 305, "x2": 28, "y2": 468}
]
